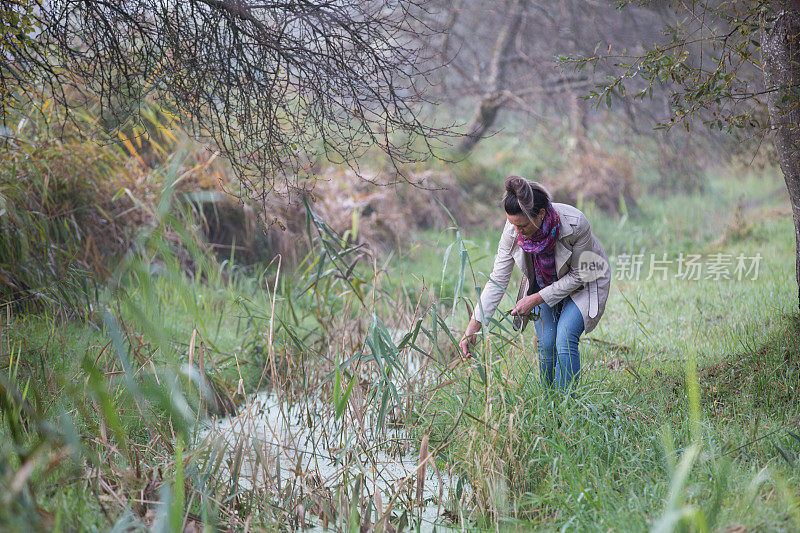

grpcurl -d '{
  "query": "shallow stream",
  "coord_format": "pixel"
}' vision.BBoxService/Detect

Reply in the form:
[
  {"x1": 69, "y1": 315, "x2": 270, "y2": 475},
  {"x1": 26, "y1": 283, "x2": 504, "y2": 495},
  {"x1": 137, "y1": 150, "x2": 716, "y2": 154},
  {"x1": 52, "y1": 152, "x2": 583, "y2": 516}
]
[{"x1": 197, "y1": 390, "x2": 459, "y2": 531}]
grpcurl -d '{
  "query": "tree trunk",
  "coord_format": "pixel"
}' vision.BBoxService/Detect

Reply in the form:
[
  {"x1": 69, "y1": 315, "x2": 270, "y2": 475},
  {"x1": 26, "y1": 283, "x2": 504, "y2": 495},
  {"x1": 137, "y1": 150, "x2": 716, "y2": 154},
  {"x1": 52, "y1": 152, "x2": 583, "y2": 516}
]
[
  {"x1": 457, "y1": 0, "x2": 525, "y2": 153},
  {"x1": 568, "y1": 92, "x2": 588, "y2": 151},
  {"x1": 458, "y1": 95, "x2": 505, "y2": 153},
  {"x1": 762, "y1": 4, "x2": 800, "y2": 313}
]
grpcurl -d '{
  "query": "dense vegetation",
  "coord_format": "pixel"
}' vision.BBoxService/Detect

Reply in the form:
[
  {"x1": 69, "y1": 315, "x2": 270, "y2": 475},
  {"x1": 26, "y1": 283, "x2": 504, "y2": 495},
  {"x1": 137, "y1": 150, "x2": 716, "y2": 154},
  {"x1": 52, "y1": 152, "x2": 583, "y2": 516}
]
[
  {"x1": 1, "y1": 4, "x2": 799, "y2": 529},
  {"x1": 1, "y1": 88, "x2": 798, "y2": 531}
]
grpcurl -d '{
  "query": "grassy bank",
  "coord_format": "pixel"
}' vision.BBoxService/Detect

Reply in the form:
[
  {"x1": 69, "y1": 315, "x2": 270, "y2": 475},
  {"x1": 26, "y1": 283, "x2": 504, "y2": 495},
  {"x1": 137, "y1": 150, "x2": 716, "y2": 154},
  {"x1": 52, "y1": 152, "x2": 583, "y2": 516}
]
[
  {"x1": 408, "y1": 168, "x2": 800, "y2": 529},
  {"x1": 1, "y1": 103, "x2": 798, "y2": 532},
  {"x1": 0, "y1": 186, "x2": 430, "y2": 530}
]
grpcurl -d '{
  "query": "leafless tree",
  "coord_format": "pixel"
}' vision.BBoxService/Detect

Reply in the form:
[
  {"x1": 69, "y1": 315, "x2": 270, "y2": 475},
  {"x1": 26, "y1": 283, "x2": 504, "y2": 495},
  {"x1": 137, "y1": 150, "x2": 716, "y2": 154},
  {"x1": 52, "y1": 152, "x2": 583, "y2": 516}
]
[
  {"x1": 425, "y1": 0, "x2": 696, "y2": 153},
  {"x1": 1, "y1": 0, "x2": 446, "y2": 208}
]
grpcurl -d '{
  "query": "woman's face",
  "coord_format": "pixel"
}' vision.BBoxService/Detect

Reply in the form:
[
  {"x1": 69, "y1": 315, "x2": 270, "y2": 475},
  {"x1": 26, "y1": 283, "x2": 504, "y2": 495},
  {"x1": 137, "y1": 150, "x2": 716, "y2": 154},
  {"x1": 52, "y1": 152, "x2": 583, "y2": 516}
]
[{"x1": 507, "y1": 208, "x2": 545, "y2": 239}]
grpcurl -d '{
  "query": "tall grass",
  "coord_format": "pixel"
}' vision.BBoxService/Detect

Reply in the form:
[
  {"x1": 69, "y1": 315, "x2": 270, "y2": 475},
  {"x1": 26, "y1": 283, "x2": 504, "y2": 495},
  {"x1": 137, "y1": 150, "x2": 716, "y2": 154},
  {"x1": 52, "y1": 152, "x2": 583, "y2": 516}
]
[
  {"x1": 2, "y1": 88, "x2": 799, "y2": 532},
  {"x1": 0, "y1": 116, "x2": 124, "y2": 313},
  {"x1": 402, "y1": 169, "x2": 800, "y2": 530},
  {"x1": 0, "y1": 158, "x2": 228, "y2": 530},
  {"x1": 0, "y1": 148, "x2": 459, "y2": 530},
  {"x1": 418, "y1": 318, "x2": 799, "y2": 529},
  {"x1": 3, "y1": 166, "x2": 799, "y2": 530}
]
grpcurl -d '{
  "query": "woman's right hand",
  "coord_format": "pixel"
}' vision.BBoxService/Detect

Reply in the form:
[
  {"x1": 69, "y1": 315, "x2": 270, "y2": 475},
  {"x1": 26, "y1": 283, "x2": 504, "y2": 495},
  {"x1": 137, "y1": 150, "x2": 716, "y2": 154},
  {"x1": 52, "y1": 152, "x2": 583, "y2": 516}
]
[{"x1": 459, "y1": 319, "x2": 482, "y2": 359}]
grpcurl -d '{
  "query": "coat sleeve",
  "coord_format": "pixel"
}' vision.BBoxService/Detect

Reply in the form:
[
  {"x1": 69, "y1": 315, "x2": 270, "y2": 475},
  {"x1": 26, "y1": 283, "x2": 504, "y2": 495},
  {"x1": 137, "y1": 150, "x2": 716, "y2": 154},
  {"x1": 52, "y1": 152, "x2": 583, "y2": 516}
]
[
  {"x1": 538, "y1": 214, "x2": 594, "y2": 307},
  {"x1": 472, "y1": 223, "x2": 516, "y2": 324}
]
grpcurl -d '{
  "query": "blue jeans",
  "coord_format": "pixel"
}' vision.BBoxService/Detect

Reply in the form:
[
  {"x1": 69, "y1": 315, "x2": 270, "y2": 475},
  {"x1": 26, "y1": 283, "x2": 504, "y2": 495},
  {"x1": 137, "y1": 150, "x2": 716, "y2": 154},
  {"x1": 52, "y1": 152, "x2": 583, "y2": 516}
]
[{"x1": 533, "y1": 298, "x2": 585, "y2": 390}]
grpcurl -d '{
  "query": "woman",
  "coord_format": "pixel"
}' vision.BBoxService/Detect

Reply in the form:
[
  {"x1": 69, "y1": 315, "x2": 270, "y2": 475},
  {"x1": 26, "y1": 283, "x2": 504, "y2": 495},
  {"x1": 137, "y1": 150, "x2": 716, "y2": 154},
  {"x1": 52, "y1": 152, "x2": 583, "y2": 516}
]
[{"x1": 459, "y1": 176, "x2": 611, "y2": 390}]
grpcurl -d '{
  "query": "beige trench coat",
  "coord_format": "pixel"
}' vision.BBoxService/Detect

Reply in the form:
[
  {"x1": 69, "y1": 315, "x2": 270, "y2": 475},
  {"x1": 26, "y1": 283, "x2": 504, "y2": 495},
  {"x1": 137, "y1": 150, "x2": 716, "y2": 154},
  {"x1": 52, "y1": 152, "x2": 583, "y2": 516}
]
[{"x1": 472, "y1": 202, "x2": 611, "y2": 333}]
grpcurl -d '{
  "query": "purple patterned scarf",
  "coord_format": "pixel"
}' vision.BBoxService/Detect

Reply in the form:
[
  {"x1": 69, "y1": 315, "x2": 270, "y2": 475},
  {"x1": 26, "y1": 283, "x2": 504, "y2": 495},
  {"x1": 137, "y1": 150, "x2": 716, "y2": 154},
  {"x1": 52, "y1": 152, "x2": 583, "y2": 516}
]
[{"x1": 516, "y1": 202, "x2": 560, "y2": 288}]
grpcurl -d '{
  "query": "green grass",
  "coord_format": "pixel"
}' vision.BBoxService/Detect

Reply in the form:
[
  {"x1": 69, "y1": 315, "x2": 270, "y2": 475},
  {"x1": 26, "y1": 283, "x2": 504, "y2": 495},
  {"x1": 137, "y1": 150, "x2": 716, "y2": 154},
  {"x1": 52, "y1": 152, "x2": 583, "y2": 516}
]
[
  {"x1": 404, "y1": 167, "x2": 800, "y2": 530},
  {"x1": 418, "y1": 309, "x2": 799, "y2": 530},
  {"x1": 2, "y1": 119, "x2": 798, "y2": 533},
  {"x1": 1, "y1": 189, "x2": 429, "y2": 531}
]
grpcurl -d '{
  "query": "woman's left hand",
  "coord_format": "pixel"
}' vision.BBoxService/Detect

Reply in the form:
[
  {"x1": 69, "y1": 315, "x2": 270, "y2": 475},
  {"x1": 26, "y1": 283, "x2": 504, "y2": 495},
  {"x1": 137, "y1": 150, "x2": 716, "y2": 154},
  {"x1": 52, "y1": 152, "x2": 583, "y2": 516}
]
[{"x1": 511, "y1": 292, "x2": 544, "y2": 316}]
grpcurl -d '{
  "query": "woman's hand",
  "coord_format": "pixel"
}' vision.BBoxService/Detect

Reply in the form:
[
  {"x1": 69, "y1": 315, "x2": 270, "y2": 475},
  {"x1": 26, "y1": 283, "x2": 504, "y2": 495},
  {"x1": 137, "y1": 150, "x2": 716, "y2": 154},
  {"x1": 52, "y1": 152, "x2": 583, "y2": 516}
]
[
  {"x1": 511, "y1": 293, "x2": 544, "y2": 317},
  {"x1": 459, "y1": 318, "x2": 482, "y2": 359}
]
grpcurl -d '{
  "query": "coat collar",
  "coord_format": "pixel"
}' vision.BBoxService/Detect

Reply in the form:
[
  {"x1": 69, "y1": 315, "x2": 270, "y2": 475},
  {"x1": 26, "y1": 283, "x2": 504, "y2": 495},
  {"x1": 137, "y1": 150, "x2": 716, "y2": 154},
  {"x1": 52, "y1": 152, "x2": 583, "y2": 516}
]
[{"x1": 553, "y1": 204, "x2": 574, "y2": 238}]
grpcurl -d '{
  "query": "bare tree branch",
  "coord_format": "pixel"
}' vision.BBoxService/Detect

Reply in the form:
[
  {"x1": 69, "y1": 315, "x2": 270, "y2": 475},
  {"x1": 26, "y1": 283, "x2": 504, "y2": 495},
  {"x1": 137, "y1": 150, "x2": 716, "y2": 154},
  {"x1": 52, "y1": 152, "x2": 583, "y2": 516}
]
[{"x1": 1, "y1": 0, "x2": 448, "y2": 209}]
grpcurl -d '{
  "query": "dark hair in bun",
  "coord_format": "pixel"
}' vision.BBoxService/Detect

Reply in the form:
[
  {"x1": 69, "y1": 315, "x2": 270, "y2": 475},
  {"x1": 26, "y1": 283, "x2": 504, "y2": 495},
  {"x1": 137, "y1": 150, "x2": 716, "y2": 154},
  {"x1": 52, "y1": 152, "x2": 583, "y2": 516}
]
[{"x1": 503, "y1": 176, "x2": 550, "y2": 218}]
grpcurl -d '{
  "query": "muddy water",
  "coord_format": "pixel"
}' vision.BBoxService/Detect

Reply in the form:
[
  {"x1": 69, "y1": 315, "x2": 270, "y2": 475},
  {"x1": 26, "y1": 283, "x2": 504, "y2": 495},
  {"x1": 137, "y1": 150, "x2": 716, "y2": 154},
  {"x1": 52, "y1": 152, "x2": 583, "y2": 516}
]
[{"x1": 197, "y1": 390, "x2": 459, "y2": 531}]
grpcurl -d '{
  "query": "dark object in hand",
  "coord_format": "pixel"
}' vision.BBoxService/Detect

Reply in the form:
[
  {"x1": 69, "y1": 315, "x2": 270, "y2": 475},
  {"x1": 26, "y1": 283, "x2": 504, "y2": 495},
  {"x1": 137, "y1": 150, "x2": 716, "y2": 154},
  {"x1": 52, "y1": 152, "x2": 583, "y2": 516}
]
[{"x1": 509, "y1": 306, "x2": 540, "y2": 331}]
